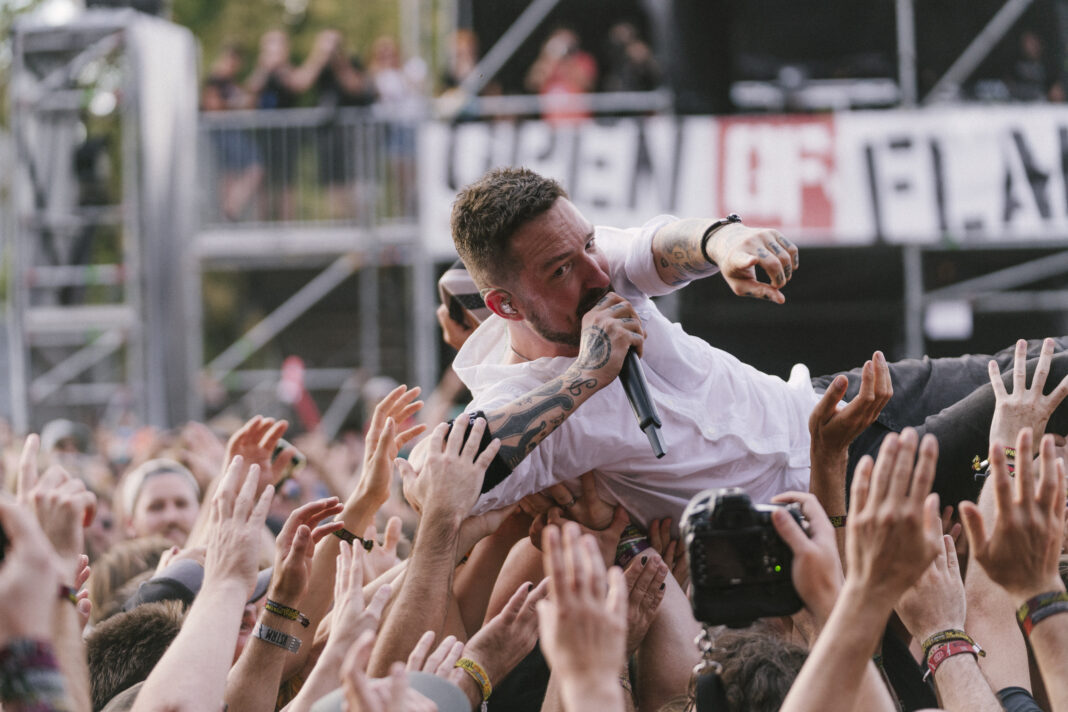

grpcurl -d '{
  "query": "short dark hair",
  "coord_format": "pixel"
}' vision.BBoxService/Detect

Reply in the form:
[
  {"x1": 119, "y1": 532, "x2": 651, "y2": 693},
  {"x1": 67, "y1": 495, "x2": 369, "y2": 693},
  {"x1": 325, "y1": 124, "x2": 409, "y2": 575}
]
[
  {"x1": 86, "y1": 601, "x2": 186, "y2": 711},
  {"x1": 450, "y1": 167, "x2": 567, "y2": 288}
]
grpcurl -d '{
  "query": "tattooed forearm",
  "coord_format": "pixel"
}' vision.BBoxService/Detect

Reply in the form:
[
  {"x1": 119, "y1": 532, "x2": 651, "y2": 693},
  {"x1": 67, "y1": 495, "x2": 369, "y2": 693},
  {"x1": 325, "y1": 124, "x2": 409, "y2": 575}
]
[
  {"x1": 486, "y1": 367, "x2": 602, "y2": 468},
  {"x1": 652, "y1": 218, "x2": 719, "y2": 285}
]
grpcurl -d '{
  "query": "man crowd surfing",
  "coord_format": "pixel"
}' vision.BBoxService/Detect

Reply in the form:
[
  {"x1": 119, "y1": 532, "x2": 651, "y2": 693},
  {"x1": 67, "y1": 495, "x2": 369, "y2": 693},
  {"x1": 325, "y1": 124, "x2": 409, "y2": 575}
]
[{"x1": 2, "y1": 166, "x2": 1068, "y2": 712}]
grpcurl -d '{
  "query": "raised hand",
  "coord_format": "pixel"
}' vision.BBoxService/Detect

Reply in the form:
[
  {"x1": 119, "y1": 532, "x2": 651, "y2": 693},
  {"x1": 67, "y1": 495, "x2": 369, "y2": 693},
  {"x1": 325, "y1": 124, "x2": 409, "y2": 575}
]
[
  {"x1": 0, "y1": 495, "x2": 63, "y2": 646},
  {"x1": 358, "y1": 385, "x2": 426, "y2": 506},
  {"x1": 361, "y1": 517, "x2": 404, "y2": 582},
  {"x1": 895, "y1": 533, "x2": 966, "y2": 643},
  {"x1": 406, "y1": 631, "x2": 464, "y2": 679},
  {"x1": 988, "y1": 338, "x2": 1068, "y2": 455},
  {"x1": 537, "y1": 523, "x2": 627, "y2": 691},
  {"x1": 330, "y1": 540, "x2": 393, "y2": 650},
  {"x1": 16, "y1": 434, "x2": 96, "y2": 580},
  {"x1": 810, "y1": 352, "x2": 893, "y2": 459},
  {"x1": 341, "y1": 632, "x2": 437, "y2": 712},
  {"x1": 269, "y1": 496, "x2": 343, "y2": 606},
  {"x1": 771, "y1": 491, "x2": 843, "y2": 623},
  {"x1": 647, "y1": 517, "x2": 689, "y2": 590},
  {"x1": 704, "y1": 223, "x2": 799, "y2": 304},
  {"x1": 399, "y1": 414, "x2": 500, "y2": 521},
  {"x1": 846, "y1": 430, "x2": 943, "y2": 608},
  {"x1": 623, "y1": 551, "x2": 668, "y2": 655},
  {"x1": 457, "y1": 579, "x2": 548, "y2": 690},
  {"x1": 224, "y1": 416, "x2": 294, "y2": 493},
  {"x1": 202, "y1": 456, "x2": 274, "y2": 590},
  {"x1": 960, "y1": 429, "x2": 1067, "y2": 603}
]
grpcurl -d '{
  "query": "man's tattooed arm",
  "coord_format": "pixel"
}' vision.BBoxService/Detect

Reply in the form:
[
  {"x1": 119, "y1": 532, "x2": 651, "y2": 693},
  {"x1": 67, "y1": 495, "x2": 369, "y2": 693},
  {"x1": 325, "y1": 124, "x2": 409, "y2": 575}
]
[
  {"x1": 486, "y1": 324, "x2": 615, "y2": 469},
  {"x1": 651, "y1": 218, "x2": 719, "y2": 286}
]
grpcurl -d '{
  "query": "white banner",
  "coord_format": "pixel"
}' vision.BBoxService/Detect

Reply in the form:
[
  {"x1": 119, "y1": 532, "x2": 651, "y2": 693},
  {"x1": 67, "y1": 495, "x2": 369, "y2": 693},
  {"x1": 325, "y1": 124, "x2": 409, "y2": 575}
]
[{"x1": 419, "y1": 106, "x2": 1068, "y2": 258}]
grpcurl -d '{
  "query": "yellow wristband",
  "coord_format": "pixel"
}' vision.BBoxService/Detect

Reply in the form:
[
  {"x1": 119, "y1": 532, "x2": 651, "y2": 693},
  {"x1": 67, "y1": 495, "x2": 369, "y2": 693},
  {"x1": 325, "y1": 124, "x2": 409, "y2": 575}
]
[{"x1": 455, "y1": 657, "x2": 492, "y2": 702}]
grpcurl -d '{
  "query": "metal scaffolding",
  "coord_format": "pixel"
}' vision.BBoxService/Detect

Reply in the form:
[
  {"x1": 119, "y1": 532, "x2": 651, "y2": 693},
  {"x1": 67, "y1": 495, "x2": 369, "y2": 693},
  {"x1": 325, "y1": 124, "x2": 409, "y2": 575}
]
[{"x1": 7, "y1": 9, "x2": 198, "y2": 432}]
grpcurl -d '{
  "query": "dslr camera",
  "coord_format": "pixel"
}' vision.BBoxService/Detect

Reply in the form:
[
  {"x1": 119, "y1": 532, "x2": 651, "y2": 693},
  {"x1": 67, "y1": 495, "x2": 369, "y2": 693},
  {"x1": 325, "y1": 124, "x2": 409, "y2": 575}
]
[{"x1": 681, "y1": 487, "x2": 808, "y2": 628}]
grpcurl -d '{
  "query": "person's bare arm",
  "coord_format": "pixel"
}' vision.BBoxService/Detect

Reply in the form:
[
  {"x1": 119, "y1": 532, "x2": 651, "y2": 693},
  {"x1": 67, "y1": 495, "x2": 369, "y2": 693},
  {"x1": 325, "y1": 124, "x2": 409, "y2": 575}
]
[
  {"x1": 960, "y1": 430, "x2": 1068, "y2": 711},
  {"x1": 369, "y1": 416, "x2": 500, "y2": 675},
  {"x1": 651, "y1": 218, "x2": 798, "y2": 302},
  {"x1": 538, "y1": 523, "x2": 628, "y2": 712},
  {"x1": 16, "y1": 436, "x2": 95, "y2": 712},
  {"x1": 779, "y1": 429, "x2": 943, "y2": 712},
  {"x1": 132, "y1": 458, "x2": 274, "y2": 712},
  {"x1": 225, "y1": 498, "x2": 342, "y2": 712}
]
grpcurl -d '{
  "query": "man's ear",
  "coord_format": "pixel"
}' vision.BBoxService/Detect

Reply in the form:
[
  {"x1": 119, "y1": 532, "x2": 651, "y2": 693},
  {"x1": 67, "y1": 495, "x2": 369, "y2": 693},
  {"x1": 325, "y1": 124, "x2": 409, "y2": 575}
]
[{"x1": 483, "y1": 288, "x2": 523, "y2": 321}]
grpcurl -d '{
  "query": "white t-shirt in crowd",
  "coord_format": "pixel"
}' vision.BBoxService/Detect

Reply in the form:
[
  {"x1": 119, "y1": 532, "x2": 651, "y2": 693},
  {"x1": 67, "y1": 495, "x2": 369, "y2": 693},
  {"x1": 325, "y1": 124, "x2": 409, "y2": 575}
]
[{"x1": 452, "y1": 216, "x2": 822, "y2": 527}]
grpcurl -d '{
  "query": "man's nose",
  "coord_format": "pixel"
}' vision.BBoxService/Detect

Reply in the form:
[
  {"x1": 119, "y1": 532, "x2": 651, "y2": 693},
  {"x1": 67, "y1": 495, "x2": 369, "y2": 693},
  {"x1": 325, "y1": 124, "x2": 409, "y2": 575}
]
[{"x1": 583, "y1": 253, "x2": 611, "y2": 289}]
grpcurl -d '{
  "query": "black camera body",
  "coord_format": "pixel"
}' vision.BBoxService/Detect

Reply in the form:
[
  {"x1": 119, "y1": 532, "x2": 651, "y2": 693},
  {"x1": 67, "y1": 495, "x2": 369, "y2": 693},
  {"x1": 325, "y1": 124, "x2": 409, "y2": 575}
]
[{"x1": 681, "y1": 487, "x2": 808, "y2": 628}]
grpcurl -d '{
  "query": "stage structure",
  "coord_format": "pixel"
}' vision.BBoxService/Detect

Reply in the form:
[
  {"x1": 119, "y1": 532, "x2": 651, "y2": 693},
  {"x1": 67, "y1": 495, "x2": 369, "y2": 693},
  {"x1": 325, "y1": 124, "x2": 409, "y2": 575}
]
[{"x1": 8, "y1": 9, "x2": 198, "y2": 432}]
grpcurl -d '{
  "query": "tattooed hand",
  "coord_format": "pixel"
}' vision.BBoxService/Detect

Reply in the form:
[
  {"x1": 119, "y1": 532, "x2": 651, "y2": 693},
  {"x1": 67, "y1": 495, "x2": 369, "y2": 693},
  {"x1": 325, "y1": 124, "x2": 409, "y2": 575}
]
[
  {"x1": 570, "y1": 292, "x2": 644, "y2": 382},
  {"x1": 704, "y1": 222, "x2": 798, "y2": 304}
]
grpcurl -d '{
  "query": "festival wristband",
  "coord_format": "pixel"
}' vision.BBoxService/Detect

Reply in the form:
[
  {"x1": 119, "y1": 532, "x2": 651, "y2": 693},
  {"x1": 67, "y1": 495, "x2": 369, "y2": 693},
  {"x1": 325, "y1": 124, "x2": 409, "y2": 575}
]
[
  {"x1": 1016, "y1": 590, "x2": 1068, "y2": 636},
  {"x1": 264, "y1": 599, "x2": 310, "y2": 628},
  {"x1": 827, "y1": 515, "x2": 847, "y2": 528},
  {"x1": 920, "y1": 629, "x2": 982, "y2": 661},
  {"x1": 614, "y1": 524, "x2": 651, "y2": 568},
  {"x1": 57, "y1": 584, "x2": 78, "y2": 606},
  {"x1": 252, "y1": 622, "x2": 301, "y2": 653},
  {"x1": 455, "y1": 657, "x2": 492, "y2": 712},
  {"x1": 923, "y1": 640, "x2": 983, "y2": 681}
]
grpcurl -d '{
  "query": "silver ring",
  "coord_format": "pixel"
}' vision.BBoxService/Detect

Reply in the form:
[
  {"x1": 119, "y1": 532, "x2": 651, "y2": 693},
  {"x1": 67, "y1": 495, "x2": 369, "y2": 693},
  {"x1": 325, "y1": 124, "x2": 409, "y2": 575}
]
[{"x1": 562, "y1": 497, "x2": 578, "y2": 509}]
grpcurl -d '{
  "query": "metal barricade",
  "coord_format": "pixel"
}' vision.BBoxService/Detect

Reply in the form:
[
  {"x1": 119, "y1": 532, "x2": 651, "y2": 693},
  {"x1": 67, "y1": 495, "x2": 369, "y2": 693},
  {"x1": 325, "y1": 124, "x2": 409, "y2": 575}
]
[{"x1": 197, "y1": 107, "x2": 420, "y2": 227}]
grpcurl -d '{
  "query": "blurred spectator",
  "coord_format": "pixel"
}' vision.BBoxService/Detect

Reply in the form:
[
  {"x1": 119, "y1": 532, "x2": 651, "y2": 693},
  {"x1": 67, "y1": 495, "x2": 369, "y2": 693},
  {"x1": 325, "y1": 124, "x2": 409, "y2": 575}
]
[
  {"x1": 437, "y1": 29, "x2": 502, "y2": 120},
  {"x1": 119, "y1": 459, "x2": 200, "y2": 546},
  {"x1": 313, "y1": 32, "x2": 376, "y2": 219},
  {"x1": 368, "y1": 36, "x2": 425, "y2": 216},
  {"x1": 202, "y1": 45, "x2": 264, "y2": 221},
  {"x1": 245, "y1": 29, "x2": 338, "y2": 220},
  {"x1": 1007, "y1": 29, "x2": 1065, "y2": 101},
  {"x1": 601, "y1": 21, "x2": 660, "y2": 92},
  {"x1": 525, "y1": 27, "x2": 598, "y2": 124}
]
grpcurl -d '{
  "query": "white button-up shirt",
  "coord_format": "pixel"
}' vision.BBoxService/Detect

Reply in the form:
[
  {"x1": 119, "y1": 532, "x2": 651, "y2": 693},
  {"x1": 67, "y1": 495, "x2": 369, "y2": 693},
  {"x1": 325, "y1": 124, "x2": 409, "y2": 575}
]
[{"x1": 453, "y1": 216, "x2": 821, "y2": 527}]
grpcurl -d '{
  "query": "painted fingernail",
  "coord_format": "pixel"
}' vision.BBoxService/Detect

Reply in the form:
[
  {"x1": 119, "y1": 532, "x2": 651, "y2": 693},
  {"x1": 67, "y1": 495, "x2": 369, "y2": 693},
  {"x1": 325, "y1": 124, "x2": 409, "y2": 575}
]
[
  {"x1": 527, "y1": 582, "x2": 534, "y2": 592},
  {"x1": 640, "y1": 555, "x2": 648, "y2": 565},
  {"x1": 659, "y1": 583, "x2": 665, "y2": 590}
]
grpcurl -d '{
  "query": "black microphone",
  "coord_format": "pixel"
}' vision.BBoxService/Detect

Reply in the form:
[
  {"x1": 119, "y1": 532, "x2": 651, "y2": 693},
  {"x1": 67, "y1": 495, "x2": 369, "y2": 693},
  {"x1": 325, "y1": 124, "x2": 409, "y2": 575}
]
[{"x1": 618, "y1": 347, "x2": 666, "y2": 458}]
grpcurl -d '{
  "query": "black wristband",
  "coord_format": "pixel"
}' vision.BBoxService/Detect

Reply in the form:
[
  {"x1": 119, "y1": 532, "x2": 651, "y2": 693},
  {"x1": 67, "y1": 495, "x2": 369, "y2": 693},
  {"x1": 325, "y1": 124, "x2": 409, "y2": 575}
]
[
  {"x1": 445, "y1": 410, "x2": 513, "y2": 493},
  {"x1": 699, "y1": 214, "x2": 742, "y2": 264}
]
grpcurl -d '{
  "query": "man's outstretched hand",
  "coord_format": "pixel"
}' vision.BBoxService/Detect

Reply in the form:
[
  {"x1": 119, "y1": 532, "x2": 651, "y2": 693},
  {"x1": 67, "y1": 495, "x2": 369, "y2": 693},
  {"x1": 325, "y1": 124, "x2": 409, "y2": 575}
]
[{"x1": 705, "y1": 223, "x2": 799, "y2": 304}]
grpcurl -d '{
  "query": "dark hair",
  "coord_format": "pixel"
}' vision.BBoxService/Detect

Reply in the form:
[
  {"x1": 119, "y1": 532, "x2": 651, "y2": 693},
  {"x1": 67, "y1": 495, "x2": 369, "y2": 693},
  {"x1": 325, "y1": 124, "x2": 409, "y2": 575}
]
[
  {"x1": 86, "y1": 601, "x2": 186, "y2": 711},
  {"x1": 450, "y1": 167, "x2": 567, "y2": 288},
  {"x1": 709, "y1": 625, "x2": 808, "y2": 712}
]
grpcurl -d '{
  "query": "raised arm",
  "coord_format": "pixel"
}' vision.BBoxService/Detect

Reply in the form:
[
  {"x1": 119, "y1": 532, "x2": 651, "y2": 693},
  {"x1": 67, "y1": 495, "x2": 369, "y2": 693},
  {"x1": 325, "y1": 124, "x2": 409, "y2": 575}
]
[{"x1": 650, "y1": 217, "x2": 798, "y2": 302}]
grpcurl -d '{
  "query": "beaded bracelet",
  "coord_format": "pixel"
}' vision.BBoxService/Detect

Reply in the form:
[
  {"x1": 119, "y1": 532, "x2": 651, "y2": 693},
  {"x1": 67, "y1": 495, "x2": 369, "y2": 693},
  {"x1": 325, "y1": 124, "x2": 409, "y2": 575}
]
[{"x1": 1016, "y1": 590, "x2": 1068, "y2": 636}]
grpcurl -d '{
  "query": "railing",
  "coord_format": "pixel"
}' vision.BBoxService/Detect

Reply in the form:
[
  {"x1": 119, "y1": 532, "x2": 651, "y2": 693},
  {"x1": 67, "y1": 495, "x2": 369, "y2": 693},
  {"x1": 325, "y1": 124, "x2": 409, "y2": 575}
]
[
  {"x1": 195, "y1": 92, "x2": 676, "y2": 231},
  {"x1": 197, "y1": 106, "x2": 421, "y2": 228}
]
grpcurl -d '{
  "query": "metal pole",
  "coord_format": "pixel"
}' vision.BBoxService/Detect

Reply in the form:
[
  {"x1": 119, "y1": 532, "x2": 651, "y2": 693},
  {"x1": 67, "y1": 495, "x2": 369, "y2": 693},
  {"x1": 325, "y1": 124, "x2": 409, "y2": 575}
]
[
  {"x1": 206, "y1": 253, "x2": 362, "y2": 382},
  {"x1": 924, "y1": 0, "x2": 1036, "y2": 103},
  {"x1": 903, "y1": 245, "x2": 925, "y2": 359},
  {"x1": 458, "y1": 0, "x2": 563, "y2": 97},
  {"x1": 895, "y1": 0, "x2": 917, "y2": 107}
]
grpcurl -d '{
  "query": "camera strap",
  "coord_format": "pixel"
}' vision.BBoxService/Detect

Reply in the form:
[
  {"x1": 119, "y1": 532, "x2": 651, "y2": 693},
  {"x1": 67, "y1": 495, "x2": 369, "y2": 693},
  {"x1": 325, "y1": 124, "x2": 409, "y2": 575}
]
[{"x1": 691, "y1": 626, "x2": 729, "y2": 712}]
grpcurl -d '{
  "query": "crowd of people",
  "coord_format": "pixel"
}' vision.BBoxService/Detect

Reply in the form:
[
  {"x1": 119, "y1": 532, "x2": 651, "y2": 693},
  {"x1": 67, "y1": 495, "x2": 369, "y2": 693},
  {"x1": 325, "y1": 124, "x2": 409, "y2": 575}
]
[{"x1": 3, "y1": 163, "x2": 1068, "y2": 712}]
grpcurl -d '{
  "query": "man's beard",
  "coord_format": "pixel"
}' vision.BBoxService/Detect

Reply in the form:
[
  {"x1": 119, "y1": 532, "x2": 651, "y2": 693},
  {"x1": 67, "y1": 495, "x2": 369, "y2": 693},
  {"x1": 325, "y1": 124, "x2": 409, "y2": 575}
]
[{"x1": 527, "y1": 286, "x2": 609, "y2": 349}]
